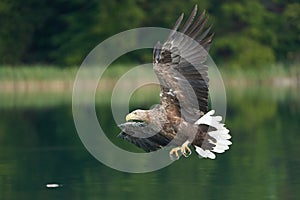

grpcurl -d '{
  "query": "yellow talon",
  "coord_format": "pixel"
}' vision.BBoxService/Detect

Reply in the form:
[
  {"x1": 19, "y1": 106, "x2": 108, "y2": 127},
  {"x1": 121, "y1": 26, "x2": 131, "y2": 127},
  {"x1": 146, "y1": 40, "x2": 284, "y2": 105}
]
[
  {"x1": 169, "y1": 141, "x2": 192, "y2": 160},
  {"x1": 169, "y1": 147, "x2": 181, "y2": 160},
  {"x1": 181, "y1": 145, "x2": 191, "y2": 157}
]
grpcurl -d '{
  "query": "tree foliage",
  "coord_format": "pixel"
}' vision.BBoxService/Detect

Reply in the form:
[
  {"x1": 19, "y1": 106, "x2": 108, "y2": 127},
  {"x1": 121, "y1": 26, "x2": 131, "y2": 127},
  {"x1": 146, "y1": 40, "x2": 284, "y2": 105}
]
[{"x1": 0, "y1": 0, "x2": 299, "y2": 67}]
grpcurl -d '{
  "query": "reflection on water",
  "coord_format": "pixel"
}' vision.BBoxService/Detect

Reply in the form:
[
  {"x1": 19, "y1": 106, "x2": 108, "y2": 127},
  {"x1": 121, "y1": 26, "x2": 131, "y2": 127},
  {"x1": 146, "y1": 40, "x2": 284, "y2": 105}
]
[{"x1": 0, "y1": 86, "x2": 299, "y2": 200}]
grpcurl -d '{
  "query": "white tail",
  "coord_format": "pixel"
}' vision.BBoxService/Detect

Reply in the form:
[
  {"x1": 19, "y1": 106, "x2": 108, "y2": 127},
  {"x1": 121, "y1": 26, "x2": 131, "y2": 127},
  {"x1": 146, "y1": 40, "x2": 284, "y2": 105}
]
[{"x1": 194, "y1": 110, "x2": 232, "y2": 159}]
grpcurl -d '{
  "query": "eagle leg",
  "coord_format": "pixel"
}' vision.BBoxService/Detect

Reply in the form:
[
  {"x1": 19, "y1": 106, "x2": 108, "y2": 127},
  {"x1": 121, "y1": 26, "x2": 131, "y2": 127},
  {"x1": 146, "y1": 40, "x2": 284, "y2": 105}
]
[
  {"x1": 181, "y1": 141, "x2": 192, "y2": 157},
  {"x1": 169, "y1": 141, "x2": 192, "y2": 160},
  {"x1": 169, "y1": 147, "x2": 181, "y2": 160}
]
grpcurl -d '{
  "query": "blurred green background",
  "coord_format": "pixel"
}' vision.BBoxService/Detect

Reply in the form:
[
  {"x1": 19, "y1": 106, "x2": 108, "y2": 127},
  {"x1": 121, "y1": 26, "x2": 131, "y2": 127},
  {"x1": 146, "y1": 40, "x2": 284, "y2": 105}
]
[{"x1": 0, "y1": 0, "x2": 299, "y2": 67}]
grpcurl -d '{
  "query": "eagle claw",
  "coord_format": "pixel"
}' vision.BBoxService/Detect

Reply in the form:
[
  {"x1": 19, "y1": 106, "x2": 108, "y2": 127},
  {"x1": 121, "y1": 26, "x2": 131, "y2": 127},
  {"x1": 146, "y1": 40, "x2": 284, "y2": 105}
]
[
  {"x1": 169, "y1": 142, "x2": 192, "y2": 160},
  {"x1": 182, "y1": 145, "x2": 192, "y2": 157},
  {"x1": 181, "y1": 142, "x2": 192, "y2": 157},
  {"x1": 169, "y1": 147, "x2": 181, "y2": 160}
]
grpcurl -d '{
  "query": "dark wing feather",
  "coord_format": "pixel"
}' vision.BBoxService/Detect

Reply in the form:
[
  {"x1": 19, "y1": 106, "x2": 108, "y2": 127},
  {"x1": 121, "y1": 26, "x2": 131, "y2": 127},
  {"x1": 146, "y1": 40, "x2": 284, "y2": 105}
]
[
  {"x1": 118, "y1": 132, "x2": 170, "y2": 152},
  {"x1": 153, "y1": 4, "x2": 214, "y2": 123},
  {"x1": 181, "y1": 5, "x2": 198, "y2": 33},
  {"x1": 118, "y1": 122, "x2": 172, "y2": 152}
]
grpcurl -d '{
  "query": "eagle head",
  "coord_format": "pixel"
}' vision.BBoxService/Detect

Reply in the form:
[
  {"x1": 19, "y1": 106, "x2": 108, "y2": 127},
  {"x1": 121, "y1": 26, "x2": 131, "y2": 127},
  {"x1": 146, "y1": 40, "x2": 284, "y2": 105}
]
[{"x1": 126, "y1": 109, "x2": 150, "y2": 123}]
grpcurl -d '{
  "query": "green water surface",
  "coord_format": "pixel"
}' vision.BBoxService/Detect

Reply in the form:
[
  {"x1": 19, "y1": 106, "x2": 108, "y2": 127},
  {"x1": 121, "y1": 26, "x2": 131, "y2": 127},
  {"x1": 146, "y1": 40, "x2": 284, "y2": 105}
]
[{"x1": 0, "y1": 86, "x2": 299, "y2": 200}]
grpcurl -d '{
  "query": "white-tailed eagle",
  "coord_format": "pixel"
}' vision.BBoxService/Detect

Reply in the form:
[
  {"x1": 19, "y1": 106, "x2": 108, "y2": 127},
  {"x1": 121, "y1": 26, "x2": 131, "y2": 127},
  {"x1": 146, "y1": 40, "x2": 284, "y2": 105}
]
[{"x1": 119, "y1": 5, "x2": 231, "y2": 160}]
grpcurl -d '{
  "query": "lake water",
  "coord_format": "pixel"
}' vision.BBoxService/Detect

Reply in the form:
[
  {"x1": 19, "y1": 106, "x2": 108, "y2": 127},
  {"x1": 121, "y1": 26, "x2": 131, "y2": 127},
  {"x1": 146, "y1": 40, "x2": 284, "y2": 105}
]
[{"x1": 0, "y1": 86, "x2": 300, "y2": 200}]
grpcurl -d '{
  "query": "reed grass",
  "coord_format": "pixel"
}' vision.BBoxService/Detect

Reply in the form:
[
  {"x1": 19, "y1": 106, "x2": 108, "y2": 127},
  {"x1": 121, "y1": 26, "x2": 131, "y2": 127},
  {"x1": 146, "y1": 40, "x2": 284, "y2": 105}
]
[
  {"x1": 0, "y1": 63, "x2": 299, "y2": 108},
  {"x1": 0, "y1": 64, "x2": 136, "y2": 81},
  {"x1": 1, "y1": 63, "x2": 298, "y2": 81},
  {"x1": 220, "y1": 63, "x2": 300, "y2": 86}
]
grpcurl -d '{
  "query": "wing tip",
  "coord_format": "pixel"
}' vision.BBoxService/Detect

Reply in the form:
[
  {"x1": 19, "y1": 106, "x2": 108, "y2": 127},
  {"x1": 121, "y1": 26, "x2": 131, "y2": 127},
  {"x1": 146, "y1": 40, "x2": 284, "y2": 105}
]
[{"x1": 194, "y1": 4, "x2": 198, "y2": 11}]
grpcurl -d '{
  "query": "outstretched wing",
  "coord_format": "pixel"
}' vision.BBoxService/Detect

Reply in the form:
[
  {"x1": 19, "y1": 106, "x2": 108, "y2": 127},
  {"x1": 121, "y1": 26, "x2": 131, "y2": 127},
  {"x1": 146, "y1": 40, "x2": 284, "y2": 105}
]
[
  {"x1": 153, "y1": 5, "x2": 214, "y2": 123},
  {"x1": 118, "y1": 122, "x2": 173, "y2": 152}
]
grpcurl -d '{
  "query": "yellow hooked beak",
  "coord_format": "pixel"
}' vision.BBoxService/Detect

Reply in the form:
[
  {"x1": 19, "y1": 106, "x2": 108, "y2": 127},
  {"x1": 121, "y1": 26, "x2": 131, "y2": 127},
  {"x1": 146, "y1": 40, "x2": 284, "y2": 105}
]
[{"x1": 126, "y1": 113, "x2": 138, "y2": 122}]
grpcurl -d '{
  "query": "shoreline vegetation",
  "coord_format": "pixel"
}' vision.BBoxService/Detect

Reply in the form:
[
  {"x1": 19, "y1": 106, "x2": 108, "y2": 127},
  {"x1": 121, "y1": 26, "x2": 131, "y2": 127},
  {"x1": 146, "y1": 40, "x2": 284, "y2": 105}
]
[
  {"x1": 0, "y1": 64, "x2": 299, "y2": 108},
  {"x1": 0, "y1": 64, "x2": 299, "y2": 93}
]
